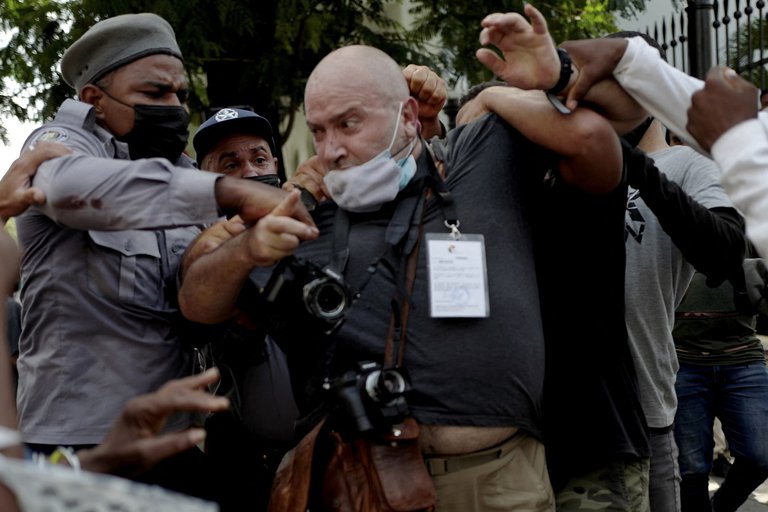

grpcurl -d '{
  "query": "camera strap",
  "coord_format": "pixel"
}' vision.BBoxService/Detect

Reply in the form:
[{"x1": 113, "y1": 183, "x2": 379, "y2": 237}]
[{"x1": 326, "y1": 140, "x2": 456, "y2": 368}]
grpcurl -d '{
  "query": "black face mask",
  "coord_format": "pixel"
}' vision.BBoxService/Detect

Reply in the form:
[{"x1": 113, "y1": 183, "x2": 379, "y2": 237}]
[
  {"x1": 243, "y1": 174, "x2": 281, "y2": 188},
  {"x1": 621, "y1": 116, "x2": 654, "y2": 148},
  {"x1": 118, "y1": 105, "x2": 190, "y2": 162}
]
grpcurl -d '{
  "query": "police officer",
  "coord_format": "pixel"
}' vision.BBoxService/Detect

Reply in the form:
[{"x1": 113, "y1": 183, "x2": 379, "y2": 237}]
[{"x1": 14, "y1": 12, "x2": 316, "y2": 499}]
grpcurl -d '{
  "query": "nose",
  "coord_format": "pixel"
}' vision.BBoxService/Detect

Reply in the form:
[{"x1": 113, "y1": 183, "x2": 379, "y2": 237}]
[
  {"x1": 321, "y1": 133, "x2": 347, "y2": 170},
  {"x1": 242, "y1": 161, "x2": 261, "y2": 178}
]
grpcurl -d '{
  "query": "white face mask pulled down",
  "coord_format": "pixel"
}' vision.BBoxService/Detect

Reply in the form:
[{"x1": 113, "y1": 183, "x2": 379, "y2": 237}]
[{"x1": 323, "y1": 102, "x2": 418, "y2": 213}]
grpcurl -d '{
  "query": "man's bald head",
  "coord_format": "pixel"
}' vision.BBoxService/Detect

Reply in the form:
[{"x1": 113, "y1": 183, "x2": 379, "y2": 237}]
[
  {"x1": 303, "y1": 45, "x2": 420, "y2": 172},
  {"x1": 305, "y1": 45, "x2": 409, "y2": 109}
]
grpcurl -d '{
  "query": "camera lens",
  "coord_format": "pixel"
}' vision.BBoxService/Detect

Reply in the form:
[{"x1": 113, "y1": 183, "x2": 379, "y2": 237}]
[
  {"x1": 364, "y1": 369, "x2": 407, "y2": 404},
  {"x1": 303, "y1": 278, "x2": 348, "y2": 321}
]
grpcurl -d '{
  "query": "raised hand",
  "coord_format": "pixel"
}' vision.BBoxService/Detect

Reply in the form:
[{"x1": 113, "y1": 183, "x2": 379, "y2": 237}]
[
  {"x1": 561, "y1": 38, "x2": 628, "y2": 111},
  {"x1": 688, "y1": 66, "x2": 759, "y2": 152},
  {"x1": 403, "y1": 64, "x2": 447, "y2": 137},
  {"x1": 243, "y1": 189, "x2": 319, "y2": 268},
  {"x1": 476, "y1": 4, "x2": 560, "y2": 91},
  {"x1": 283, "y1": 155, "x2": 330, "y2": 203},
  {"x1": 77, "y1": 368, "x2": 229, "y2": 477},
  {"x1": 0, "y1": 141, "x2": 71, "y2": 222}
]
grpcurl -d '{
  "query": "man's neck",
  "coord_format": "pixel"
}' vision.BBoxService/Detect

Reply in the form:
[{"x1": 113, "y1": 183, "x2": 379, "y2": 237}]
[{"x1": 637, "y1": 120, "x2": 669, "y2": 154}]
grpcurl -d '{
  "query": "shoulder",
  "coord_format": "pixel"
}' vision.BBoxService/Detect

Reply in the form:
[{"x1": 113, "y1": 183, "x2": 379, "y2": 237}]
[
  {"x1": 25, "y1": 100, "x2": 107, "y2": 156},
  {"x1": 437, "y1": 113, "x2": 547, "y2": 177},
  {"x1": 653, "y1": 146, "x2": 720, "y2": 183}
]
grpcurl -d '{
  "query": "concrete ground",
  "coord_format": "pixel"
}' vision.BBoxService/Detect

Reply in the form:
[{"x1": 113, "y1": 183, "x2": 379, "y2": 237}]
[{"x1": 710, "y1": 475, "x2": 768, "y2": 511}]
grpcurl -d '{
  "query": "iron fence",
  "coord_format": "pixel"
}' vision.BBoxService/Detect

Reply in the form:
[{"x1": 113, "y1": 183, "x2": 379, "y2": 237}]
[{"x1": 634, "y1": 0, "x2": 767, "y2": 88}]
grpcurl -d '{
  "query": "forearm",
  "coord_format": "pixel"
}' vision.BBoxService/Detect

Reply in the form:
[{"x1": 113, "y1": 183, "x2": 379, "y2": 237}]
[
  {"x1": 714, "y1": 115, "x2": 768, "y2": 258},
  {"x1": 578, "y1": 78, "x2": 647, "y2": 136},
  {"x1": 33, "y1": 154, "x2": 221, "y2": 229},
  {"x1": 481, "y1": 87, "x2": 622, "y2": 193},
  {"x1": 179, "y1": 231, "x2": 258, "y2": 323},
  {"x1": 627, "y1": 146, "x2": 746, "y2": 283},
  {"x1": 214, "y1": 176, "x2": 290, "y2": 222},
  {"x1": 420, "y1": 116, "x2": 445, "y2": 140}
]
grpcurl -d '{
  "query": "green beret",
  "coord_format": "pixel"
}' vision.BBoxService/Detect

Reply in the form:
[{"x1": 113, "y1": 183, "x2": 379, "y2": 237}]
[{"x1": 61, "y1": 13, "x2": 183, "y2": 92}]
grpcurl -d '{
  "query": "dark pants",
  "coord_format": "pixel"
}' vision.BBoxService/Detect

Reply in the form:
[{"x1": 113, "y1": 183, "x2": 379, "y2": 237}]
[
  {"x1": 674, "y1": 362, "x2": 768, "y2": 512},
  {"x1": 205, "y1": 411, "x2": 295, "y2": 512}
]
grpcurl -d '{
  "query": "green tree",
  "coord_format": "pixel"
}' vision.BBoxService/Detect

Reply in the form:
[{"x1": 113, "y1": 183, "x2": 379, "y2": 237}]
[
  {"x1": 0, "y1": 0, "x2": 429, "y2": 146},
  {"x1": 0, "y1": 0, "x2": 648, "y2": 145},
  {"x1": 407, "y1": 0, "x2": 648, "y2": 87}
]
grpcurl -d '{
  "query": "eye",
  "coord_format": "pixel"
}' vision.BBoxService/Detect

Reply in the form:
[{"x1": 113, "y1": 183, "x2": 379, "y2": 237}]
[
  {"x1": 309, "y1": 127, "x2": 324, "y2": 141},
  {"x1": 340, "y1": 118, "x2": 358, "y2": 130},
  {"x1": 176, "y1": 89, "x2": 190, "y2": 103}
]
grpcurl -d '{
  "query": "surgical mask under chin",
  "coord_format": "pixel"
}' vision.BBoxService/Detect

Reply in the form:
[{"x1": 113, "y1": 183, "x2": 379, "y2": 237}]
[{"x1": 323, "y1": 104, "x2": 417, "y2": 213}]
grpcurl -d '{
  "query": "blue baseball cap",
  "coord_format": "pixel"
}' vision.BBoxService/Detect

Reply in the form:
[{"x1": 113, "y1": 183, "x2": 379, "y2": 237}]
[{"x1": 193, "y1": 108, "x2": 276, "y2": 165}]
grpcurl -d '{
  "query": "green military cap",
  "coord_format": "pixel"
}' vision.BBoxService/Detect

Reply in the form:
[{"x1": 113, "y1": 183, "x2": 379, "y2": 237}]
[{"x1": 61, "y1": 12, "x2": 183, "y2": 92}]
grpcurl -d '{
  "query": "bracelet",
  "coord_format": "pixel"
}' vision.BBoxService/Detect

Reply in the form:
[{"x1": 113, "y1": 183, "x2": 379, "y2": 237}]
[
  {"x1": 50, "y1": 446, "x2": 81, "y2": 473},
  {"x1": 0, "y1": 426, "x2": 21, "y2": 450},
  {"x1": 293, "y1": 184, "x2": 318, "y2": 212},
  {"x1": 547, "y1": 48, "x2": 573, "y2": 96}
]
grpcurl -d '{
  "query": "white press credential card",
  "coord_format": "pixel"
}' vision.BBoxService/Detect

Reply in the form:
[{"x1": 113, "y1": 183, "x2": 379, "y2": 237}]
[{"x1": 425, "y1": 233, "x2": 489, "y2": 318}]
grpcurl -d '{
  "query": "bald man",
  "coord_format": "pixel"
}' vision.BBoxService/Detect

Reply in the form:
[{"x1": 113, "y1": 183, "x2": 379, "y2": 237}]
[{"x1": 180, "y1": 44, "x2": 624, "y2": 511}]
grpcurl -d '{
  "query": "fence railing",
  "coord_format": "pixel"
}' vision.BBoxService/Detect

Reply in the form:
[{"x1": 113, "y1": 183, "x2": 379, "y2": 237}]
[{"x1": 634, "y1": 0, "x2": 766, "y2": 88}]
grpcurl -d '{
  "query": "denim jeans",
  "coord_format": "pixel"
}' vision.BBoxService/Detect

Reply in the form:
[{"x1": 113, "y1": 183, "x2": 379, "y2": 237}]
[{"x1": 674, "y1": 361, "x2": 768, "y2": 512}]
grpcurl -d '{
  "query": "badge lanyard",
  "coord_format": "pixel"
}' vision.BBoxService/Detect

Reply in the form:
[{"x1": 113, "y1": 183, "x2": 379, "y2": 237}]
[{"x1": 423, "y1": 144, "x2": 490, "y2": 318}]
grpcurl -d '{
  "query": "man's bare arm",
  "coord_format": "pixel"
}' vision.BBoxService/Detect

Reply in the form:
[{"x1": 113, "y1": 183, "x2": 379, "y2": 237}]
[
  {"x1": 476, "y1": 5, "x2": 646, "y2": 134},
  {"x1": 472, "y1": 86, "x2": 623, "y2": 193},
  {"x1": 179, "y1": 190, "x2": 317, "y2": 324}
]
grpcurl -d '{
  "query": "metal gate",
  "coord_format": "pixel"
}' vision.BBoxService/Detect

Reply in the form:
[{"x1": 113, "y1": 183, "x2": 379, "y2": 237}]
[{"x1": 637, "y1": 0, "x2": 766, "y2": 88}]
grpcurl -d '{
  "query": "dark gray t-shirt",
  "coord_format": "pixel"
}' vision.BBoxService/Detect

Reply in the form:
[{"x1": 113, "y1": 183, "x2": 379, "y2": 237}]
[{"x1": 258, "y1": 114, "x2": 546, "y2": 437}]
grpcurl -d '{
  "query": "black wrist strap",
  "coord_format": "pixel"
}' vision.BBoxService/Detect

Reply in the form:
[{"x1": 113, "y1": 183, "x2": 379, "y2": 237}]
[{"x1": 547, "y1": 48, "x2": 573, "y2": 96}]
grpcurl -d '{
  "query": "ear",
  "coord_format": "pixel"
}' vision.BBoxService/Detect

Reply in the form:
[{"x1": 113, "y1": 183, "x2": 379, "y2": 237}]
[
  {"x1": 80, "y1": 84, "x2": 106, "y2": 119},
  {"x1": 402, "y1": 97, "x2": 420, "y2": 138}
]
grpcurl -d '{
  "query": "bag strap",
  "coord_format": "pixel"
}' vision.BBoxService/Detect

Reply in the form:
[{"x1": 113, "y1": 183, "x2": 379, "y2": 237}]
[{"x1": 384, "y1": 196, "x2": 426, "y2": 367}]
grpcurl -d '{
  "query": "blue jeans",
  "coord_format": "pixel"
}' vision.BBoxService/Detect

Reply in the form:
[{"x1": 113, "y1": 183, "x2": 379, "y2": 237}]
[{"x1": 674, "y1": 362, "x2": 768, "y2": 512}]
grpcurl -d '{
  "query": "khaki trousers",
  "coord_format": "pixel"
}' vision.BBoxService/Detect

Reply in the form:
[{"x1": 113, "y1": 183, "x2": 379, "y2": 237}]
[{"x1": 424, "y1": 431, "x2": 555, "y2": 512}]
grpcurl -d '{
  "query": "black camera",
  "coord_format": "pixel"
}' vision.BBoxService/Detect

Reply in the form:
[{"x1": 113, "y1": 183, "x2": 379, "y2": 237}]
[
  {"x1": 330, "y1": 361, "x2": 411, "y2": 434},
  {"x1": 261, "y1": 256, "x2": 353, "y2": 335}
]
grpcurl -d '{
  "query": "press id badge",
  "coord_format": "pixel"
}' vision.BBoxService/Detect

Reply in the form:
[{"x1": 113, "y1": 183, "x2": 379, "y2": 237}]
[{"x1": 426, "y1": 232, "x2": 489, "y2": 318}]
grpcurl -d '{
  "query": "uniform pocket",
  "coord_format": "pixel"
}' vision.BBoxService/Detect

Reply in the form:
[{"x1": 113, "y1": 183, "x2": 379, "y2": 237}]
[{"x1": 86, "y1": 230, "x2": 162, "y2": 306}]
